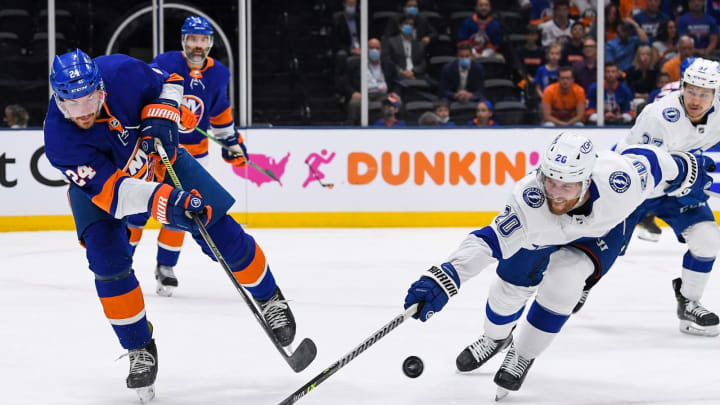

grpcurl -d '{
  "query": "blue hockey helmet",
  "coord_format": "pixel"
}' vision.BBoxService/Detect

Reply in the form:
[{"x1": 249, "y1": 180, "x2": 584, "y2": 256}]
[{"x1": 50, "y1": 49, "x2": 102, "y2": 100}]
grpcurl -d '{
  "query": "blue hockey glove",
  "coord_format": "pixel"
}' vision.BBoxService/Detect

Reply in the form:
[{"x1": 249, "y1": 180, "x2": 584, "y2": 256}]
[
  {"x1": 220, "y1": 131, "x2": 248, "y2": 168},
  {"x1": 140, "y1": 98, "x2": 181, "y2": 159},
  {"x1": 149, "y1": 184, "x2": 212, "y2": 233},
  {"x1": 404, "y1": 263, "x2": 460, "y2": 322},
  {"x1": 666, "y1": 152, "x2": 715, "y2": 206}
]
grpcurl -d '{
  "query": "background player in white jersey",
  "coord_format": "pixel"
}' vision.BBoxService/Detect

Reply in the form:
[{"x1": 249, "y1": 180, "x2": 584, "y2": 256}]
[
  {"x1": 126, "y1": 16, "x2": 248, "y2": 296},
  {"x1": 402, "y1": 132, "x2": 713, "y2": 397},
  {"x1": 598, "y1": 58, "x2": 720, "y2": 337}
]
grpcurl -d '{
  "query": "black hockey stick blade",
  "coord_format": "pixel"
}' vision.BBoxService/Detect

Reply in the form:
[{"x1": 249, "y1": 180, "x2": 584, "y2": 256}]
[
  {"x1": 285, "y1": 338, "x2": 318, "y2": 372},
  {"x1": 278, "y1": 304, "x2": 418, "y2": 405}
]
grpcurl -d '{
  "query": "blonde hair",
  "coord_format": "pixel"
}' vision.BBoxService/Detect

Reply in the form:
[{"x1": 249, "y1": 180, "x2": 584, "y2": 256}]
[{"x1": 632, "y1": 44, "x2": 654, "y2": 70}]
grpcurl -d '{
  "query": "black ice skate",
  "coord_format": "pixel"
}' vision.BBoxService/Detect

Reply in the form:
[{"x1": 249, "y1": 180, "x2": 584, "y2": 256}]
[
  {"x1": 493, "y1": 343, "x2": 535, "y2": 401},
  {"x1": 673, "y1": 278, "x2": 719, "y2": 337},
  {"x1": 121, "y1": 338, "x2": 158, "y2": 403},
  {"x1": 257, "y1": 287, "x2": 296, "y2": 347},
  {"x1": 637, "y1": 213, "x2": 661, "y2": 242},
  {"x1": 456, "y1": 333, "x2": 513, "y2": 372},
  {"x1": 155, "y1": 264, "x2": 178, "y2": 297},
  {"x1": 572, "y1": 289, "x2": 590, "y2": 314}
]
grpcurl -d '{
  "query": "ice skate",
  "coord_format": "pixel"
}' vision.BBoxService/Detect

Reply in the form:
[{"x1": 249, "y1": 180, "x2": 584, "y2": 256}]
[
  {"x1": 636, "y1": 213, "x2": 661, "y2": 242},
  {"x1": 673, "y1": 278, "x2": 719, "y2": 337},
  {"x1": 257, "y1": 287, "x2": 296, "y2": 347},
  {"x1": 155, "y1": 265, "x2": 178, "y2": 297},
  {"x1": 493, "y1": 343, "x2": 534, "y2": 395},
  {"x1": 572, "y1": 289, "x2": 590, "y2": 314},
  {"x1": 456, "y1": 333, "x2": 513, "y2": 372},
  {"x1": 120, "y1": 338, "x2": 158, "y2": 403}
]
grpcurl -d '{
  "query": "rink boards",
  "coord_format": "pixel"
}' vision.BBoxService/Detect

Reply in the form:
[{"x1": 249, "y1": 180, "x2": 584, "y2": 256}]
[{"x1": 2, "y1": 127, "x2": 720, "y2": 231}]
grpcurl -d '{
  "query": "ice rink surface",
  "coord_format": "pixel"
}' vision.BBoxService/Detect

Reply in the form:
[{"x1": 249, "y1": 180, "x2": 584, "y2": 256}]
[{"x1": 1, "y1": 227, "x2": 719, "y2": 405}]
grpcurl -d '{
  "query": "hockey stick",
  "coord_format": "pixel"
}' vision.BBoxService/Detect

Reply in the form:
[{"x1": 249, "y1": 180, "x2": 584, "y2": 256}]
[
  {"x1": 278, "y1": 303, "x2": 419, "y2": 405},
  {"x1": 194, "y1": 126, "x2": 281, "y2": 183},
  {"x1": 304, "y1": 160, "x2": 334, "y2": 189},
  {"x1": 154, "y1": 140, "x2": 317, "y2": 372}
]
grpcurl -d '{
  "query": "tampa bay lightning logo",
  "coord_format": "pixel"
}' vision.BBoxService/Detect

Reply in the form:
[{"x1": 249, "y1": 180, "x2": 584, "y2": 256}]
[
  {"x1": 609, "y1": 171, "x2": 631, "y2": 193},
  {"x1": 580, "y1": 140, "x2": 593, "y2": 154},
  {"x1": 662, "y1": 107, "x2": 680, "y2": 122},
  {"x1": 522, "y1": 187, "x2": 545, "y2": 208}
]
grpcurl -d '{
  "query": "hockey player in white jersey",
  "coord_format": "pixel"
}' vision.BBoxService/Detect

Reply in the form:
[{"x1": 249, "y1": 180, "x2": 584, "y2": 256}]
[
  {"x1": 402, "y1": 131, "x2": 715, "y2": 398},
  {"x1": 596, "y1": 57, "x2": 720, "y2": 337}
]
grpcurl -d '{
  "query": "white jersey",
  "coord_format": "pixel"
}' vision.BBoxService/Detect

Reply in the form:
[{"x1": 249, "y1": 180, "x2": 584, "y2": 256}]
[
  {"x1": 655, "y1": 80, "x2": 681, "y2": 100},
  {"x1": 446, "y1": 148, "x2": 679, "y2": 283}
]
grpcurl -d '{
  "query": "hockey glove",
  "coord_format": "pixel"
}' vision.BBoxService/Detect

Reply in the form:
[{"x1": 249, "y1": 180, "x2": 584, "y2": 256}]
[
  {"x1": 140, "y1": 98, "x2": 181, "y2": 159},
  {"x1": 149, "y1": 184, "x2": 212, "y2": 233},
  {"x1": 178, "y1": 104, "x2": 198, "y2": 132},
  {"x1": 666, "y1": 152, "x2": 715, "y2": 206},
  {"x1": 404, "y1": 263, "x2": 460, "y2": 322},
  {"x1": 219, "y1": 131, "x2": 248, "y2": 168}
]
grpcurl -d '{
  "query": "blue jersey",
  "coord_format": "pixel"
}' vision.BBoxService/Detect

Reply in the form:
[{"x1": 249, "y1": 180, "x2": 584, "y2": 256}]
[
  {"x1": 152, "y1": 51, "x2": 233, "y2": 158},
  {"x1": 44, "y1": 54, "x2": 170, "y2": 219},
  {"x1": 677, "y1": 13, "x2": 718, "y2": 50}
]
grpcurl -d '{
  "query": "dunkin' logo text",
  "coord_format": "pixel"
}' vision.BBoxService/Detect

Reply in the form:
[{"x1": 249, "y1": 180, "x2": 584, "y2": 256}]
[{"x1": 348, "y1": 151, "x2": 540, "y2": 186}]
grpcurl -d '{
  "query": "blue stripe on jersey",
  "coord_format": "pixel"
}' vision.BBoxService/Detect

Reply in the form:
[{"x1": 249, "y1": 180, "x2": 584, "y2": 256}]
[
  {"x1": 682, "y1": 251, "x2": 715, "y2": 273},
  {"x1": 526, "y1": 301, "x2": 570, "y2": 333},
  {"x1": 621, "y1": 147, "x2": 662, "y2": 187},
  {"x1": 471, "y1": 227, "x2": 502, "y2": 259},
  {"x1": 486, "y1": 302, "x2": 525, "y2": 325}
]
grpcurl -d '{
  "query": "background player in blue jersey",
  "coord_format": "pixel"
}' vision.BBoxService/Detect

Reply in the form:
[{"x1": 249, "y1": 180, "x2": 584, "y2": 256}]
[
  {"x1": 44, "y1": 49, "x2": 297, "y2": 402},
  {"x1": 126, "y1": 16, "x2": 247, "y2": 297}
]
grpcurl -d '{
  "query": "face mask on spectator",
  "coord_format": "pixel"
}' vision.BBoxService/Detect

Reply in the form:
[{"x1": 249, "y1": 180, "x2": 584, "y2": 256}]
[
  {"x1": 369, "y1": 48, "x2": 381, "y2": 61},
  {"x1": 459, "y1": 58, "x2": 472, "y2": 69},
  {"x1": 382, "y1": 106, "x2": 395, "y2": 118},
  {"x1": 405, "y1": 6, "x2": 419, "y2": 16},
  {"x1": 438, "y1": 116, "x2": 450, "y2": 124},
  {"x1": 345, "y1": 6, "x2": 356, "y2": 15},
  {"x1": 401, "y1": 24, "x2": 414, "y2": 36},
  {"x1": 476, "y1": 10, "x2": 490, "y2": 19}
]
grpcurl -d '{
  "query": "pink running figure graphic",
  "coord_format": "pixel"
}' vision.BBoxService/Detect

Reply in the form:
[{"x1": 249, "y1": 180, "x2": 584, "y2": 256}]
[{"x1": 303, "y1": 149, "x2": 336, "y2": 188}]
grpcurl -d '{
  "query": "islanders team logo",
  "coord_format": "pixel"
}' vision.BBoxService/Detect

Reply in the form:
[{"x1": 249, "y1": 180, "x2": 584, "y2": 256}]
[
  {"x1": 523, "y1": 187, "x2": 545, "y2": 208},
  {"x1": 609, "y1": 171, "x2": 631, "y2": 193},
  {"x1": 180, "y1": 95, "x2": 204, "y2": 133},
  {"x1": 662, "y1": 107, "x2": 680, "y2": 122}
]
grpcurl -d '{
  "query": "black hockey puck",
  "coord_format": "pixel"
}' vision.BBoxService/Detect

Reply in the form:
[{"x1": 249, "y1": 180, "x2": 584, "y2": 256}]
[{"x1": 402, "y1": 355, "x2": 424, "y2": 378}]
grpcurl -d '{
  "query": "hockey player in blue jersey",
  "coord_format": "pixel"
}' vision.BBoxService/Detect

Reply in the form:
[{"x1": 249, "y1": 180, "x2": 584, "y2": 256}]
[
  {"x1": 126, "y1": 16, "x2": 246, "y2": 297},
  {"x1": 401, "y1": 132, "x2": 714, "y2": 398},
  {"x1": 44, "y1": 49, "x2": 297, "y2": 401}
]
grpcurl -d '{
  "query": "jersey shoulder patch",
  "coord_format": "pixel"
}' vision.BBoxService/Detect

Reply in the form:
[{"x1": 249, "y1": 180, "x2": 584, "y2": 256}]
[
  {"x1": 662, "y1": 107, "x2": 680, "y2": 122},
  {"x1": 522, "y1": 187, "x2": 545, "y2": 208},
  {"x1": 609, "y1": 171, "x2": 632, "y2": 193}
]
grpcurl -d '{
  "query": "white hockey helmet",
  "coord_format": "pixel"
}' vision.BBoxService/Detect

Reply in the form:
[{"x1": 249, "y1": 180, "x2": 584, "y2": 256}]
[
  {"x1": 682, "y1": 58, "x2": 720, "y2": 90},
  {"x1": 538, "y1": 132, "x2": 597, "y2": 202}
]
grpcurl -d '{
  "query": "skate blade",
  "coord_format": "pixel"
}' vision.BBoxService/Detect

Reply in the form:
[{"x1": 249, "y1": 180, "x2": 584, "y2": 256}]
[
  {"x1": 495, "y1": 386, "x2": 509, "y2": 401},
  {"x1": 636, "y1": 228, "x2": 660, "y2": 242},
  {"x1": 136, "y1": 385, "x2": 155, "y2": 403},
  {"x1": 155, "y1": 284, "x2": 175, "y2": 297},
  {"x1": 679, "y1": 320, "x2": 720, "y2": 337}
]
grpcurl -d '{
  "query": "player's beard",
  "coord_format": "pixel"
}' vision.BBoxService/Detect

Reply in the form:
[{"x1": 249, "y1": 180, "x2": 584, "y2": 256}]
[
  {"x1": 547, "y1": 196, "x2": 580, "y2": 215},
  {"x1": 71, "y1": 112, "x2": 98, "y2": 129},
  {"x1": 185, "y1": 46, "x2": 207, "y2": 64}
]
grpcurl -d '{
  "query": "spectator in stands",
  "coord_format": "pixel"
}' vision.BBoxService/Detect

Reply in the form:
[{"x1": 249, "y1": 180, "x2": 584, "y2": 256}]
[
  {"x1": 652, "y1": 19, "x2": 679, "y2": 63},
  {"x1": 535, "y1": 42, "x2": 562, "y2": 98},
  {"x1": 572, "y1": 36, "x2": 597, "y2": 91},
  {"x1": 619, "y1": 0, "x2": 647, "y2": 19},
  {"x1": 541, "y1": 66, "x2": 586, "y2": 126},
  {"x1": 467, "y1": 100, "x2": 497, "y2": 127},
  {"x1": 333, "y1": 0, "x2": 361, "y2": 57},
  {"x1": 647, "y1": 71, "x2": 671, "y2": 102},
  {"x1": 633, "y1": 0, "x2": 669, "y2": 43},
  {"x1": 432, "y1": 100, "x2": 456, "y2": 127},
  {"x1": 344, "y1": 38, "x2": 400, "y2": 125},
  {"x1": 439, "y1": 42, "x2": 485, "y2": 103},
  {"x1": 458, "y1": 0, "x2": 504, "y2": 59},
  {"x1": 385, "y1": 0, "x2": 437, "y2": 46},
  {"x1": 539, "y1": 0, "x2": 574, "y2": 46},
  {"x1": 590, "y1": 3, "x2": 620, "y2": 41},
  {"x1": 606, "y1": 20, "x2": 648, "y2": 72},
  {"x1": 625, "y1": 44, "x2": 658, "y2": 102},
  {"x1": 561, "y1": 21, "x2": 586, "y2": 65},
  {"x1": 516, "y1": 25, "x2": 544, "y2": 80},
  {"x1": 3, "y1": 104, "x2": 29, "y2": 128},
  {"x1": 677, "y1": 0, "x2": 718, "y2": 56},
  {"x1": 587, "y1": 62, "x2": 634, "y2": 125},
  {"x1": 373, "y1": 95, "x2": 407, "y2": 127},
  {"x1": 383, "y1": 15, "x2": 427, "y2": 81},
  {"x1": 418, "y1": 111, "x2": 440, "y2": 126},
  {"x1": 662, "y1": 35, "x2": 695, "y2": 81}
]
